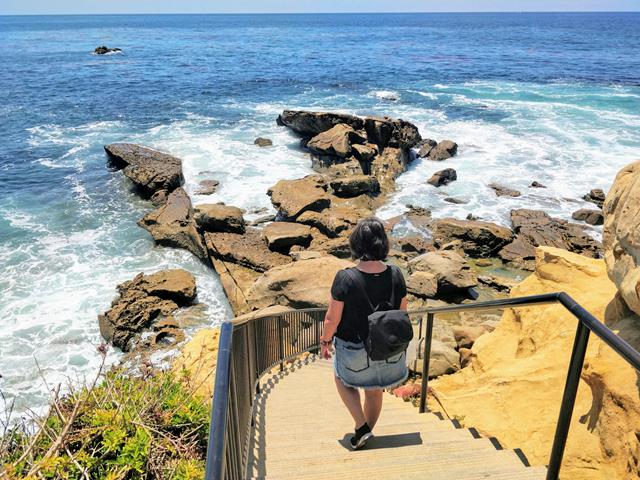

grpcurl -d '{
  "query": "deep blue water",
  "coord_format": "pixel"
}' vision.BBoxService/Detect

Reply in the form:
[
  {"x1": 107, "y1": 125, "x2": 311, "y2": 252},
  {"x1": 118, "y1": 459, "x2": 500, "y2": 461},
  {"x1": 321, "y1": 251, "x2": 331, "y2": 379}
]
[{"x1": 1, "y1": 12, "x2": 639, "y2": 413}]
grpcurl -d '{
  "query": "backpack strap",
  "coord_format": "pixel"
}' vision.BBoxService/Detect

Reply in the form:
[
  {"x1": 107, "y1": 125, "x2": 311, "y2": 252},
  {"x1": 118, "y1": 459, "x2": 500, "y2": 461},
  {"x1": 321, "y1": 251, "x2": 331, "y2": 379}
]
[
  {"x1": 388, "y1": 265, "x2": 400, "y2": 309},
  {"x1": 344, "y1": 267, "x2": 374, "y2": 312}
]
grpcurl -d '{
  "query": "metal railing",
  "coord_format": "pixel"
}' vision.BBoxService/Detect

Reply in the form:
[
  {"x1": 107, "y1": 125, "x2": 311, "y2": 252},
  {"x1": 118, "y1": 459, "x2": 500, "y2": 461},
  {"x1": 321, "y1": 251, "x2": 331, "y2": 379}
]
[{"x1": 205, "y1": 293, "x2": 640, "y2": 480}]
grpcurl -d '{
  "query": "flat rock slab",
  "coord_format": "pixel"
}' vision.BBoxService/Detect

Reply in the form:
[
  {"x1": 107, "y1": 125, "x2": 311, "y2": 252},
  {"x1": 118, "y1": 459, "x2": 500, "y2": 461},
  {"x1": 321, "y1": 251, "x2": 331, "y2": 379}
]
[
  {"x1": 432, "y1": 218, "x2": 513, "y2": 258},
  {"x1": 267, "y1": 175, "x2": 331, "y2": 219},
  {"x1": 194, "y1": 204, "x2": 245, "y2": 233},
  {"x1": 105, "y1": 143, "x2": 184, "y2": 197},
  {"x1": 263, "y1": 222, "x2": 313, "y2": 251}
]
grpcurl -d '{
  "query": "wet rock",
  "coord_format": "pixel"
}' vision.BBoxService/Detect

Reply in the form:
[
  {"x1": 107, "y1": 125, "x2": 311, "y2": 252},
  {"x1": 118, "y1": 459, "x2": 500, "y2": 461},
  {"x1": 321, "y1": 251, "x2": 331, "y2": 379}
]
[
  {"x1": 489, "y1": 183, "x2": 521, "y2": 197},
  {"x1": 98, "y1": 269, "x2": 196, "y2": 352},
  {"x1": 530, "y1": 181, "x2": 547, "y2": 188},
  {"x1": 406, "y1": 271, "x2": 438, "y2": 298},
  {"x1": 409, "y1": 250, "x2": 477, "y2": 293},
  {"x1": 428, "y1": 168, "x2": 457, "y2": 187},
  {"x1": 306, "y1": 124, "x2": 366, "y2": 158},
  {"x1": 444, "y1": 197, "x2": 467, "y2": 204},
  {"x1": 572, "y1": 208, "x2": 604, "y2": 226},
  {"x1": 250, "y1": 214, "x2": 276, "y2": 226},
  {"x1": 267, "y1": 175, "x2": 330, "y2": 219},
  {"x1": 431, "y1": 218, "x2": 513, "y2": 258},
  {"x1": 138, "y1": 188, "x2": 207, "y2": 260},
  {"x1": 329, "y1": 175, "x2": 380, "y2": 197},
  {"x1": 277, "y1": 110, "x2": 364, "y2": 137},
  {"x1": 583, "y1": 188, "x2": 606, "y2": 208},
  {"x1": 204, "y1": 228, "x2": 291, "y2": 273},
  {"x1": 428, "y1": 140, "x2": 458, "y2": 161},
  {"x1": 94, "y1": 46, "x2": 121, "y2": 55},
  {"x1": 194, "y1": 204, "x2": 245, "y2": 233},
  {"x1": 254, "y1": 137, "x2": 273, "y2": 147},
  {"x1": 417, "y1": 139, "x2": 438, "y2": 158},
  {"x1": 263, "y1": 222, "x2": 313, "y2": 252},
  {"x1": 498, "y1": 209, "x2": 601, "y2": 270},
  {"x1": 363, "y1": 116, "x2": 422, "y2": 149},
  {"x1": 195, "y1": 179, "x2": 219, "y2": 195},
  {"x1": 105, "y1": 143, "x2": 184, "y2": 198}
]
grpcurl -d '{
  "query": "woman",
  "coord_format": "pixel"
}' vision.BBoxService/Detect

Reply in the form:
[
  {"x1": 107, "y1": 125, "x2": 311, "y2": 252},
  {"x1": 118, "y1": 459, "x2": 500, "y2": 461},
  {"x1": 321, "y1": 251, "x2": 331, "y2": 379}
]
[{"x1": 320, "y1": 217, "x2": 409, "y2": 450}]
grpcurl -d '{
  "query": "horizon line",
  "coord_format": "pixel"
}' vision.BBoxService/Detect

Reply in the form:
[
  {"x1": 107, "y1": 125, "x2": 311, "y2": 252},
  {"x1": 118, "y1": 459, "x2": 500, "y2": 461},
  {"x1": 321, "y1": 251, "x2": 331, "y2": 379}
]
[{"x1": 1, "y1": 10, "x2": 639, "y2": 17}]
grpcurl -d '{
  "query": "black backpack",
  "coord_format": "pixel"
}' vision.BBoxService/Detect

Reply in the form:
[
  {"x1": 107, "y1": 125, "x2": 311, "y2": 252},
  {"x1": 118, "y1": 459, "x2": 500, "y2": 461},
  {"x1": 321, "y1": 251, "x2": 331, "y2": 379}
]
[{"x1": 344, "y1": 266, "x2": 413, "y2": 361}]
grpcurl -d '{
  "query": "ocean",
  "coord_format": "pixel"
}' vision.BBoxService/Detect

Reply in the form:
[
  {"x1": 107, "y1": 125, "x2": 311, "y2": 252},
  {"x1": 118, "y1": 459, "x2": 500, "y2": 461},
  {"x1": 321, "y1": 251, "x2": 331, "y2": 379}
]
[{"x1": 1, "y1": 12, "x2": 639, "y2": 414}]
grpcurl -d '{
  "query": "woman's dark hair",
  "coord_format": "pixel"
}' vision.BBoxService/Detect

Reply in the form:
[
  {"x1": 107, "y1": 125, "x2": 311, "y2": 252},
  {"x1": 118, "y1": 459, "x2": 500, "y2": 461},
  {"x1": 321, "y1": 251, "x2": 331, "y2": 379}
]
[{"x1": 349, "y1": 217, "x2": 389, "y2": 261}]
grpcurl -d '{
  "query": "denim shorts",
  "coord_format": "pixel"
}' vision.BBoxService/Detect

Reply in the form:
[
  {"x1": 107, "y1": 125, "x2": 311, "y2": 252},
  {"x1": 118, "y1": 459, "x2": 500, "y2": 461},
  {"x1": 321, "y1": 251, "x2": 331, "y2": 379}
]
[{"x1": 333, "y1": 337, "x2": 408, "y2": 390}]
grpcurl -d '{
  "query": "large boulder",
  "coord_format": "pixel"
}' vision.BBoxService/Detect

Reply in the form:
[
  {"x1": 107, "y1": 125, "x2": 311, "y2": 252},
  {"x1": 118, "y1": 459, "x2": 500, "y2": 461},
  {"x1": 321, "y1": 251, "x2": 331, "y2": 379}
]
[
  {"x1": 603, "y1": 160, "x2": 640, "y2": 316},
  {"x1": 262, "y1": 222, "x2": 313, "y2": 252},
  {"x1": 277, "y1": 110, "x2": 364, "y2": 136},
  {"x1": 489, "y1": 183, "x2": 521, "y2": 198},
  {"x1": 407, "y1": 338, "x2": 460, "y2": 377},
  {"x1": 246, "y1": 256, "x2": 354, "y2": 309},
  {"x1": 306, "y1": 124, "x2": 366, "y2": 158},
  {"x1": 194, "y1": 204, "x2": 245, "y2": 233},
  {"x1": 584, "y1": 188, "x2": 606, "y2": 208},
  {"x1": 498, "y1": 209, "x2": 601, "y2": 270},
  {"x1": 138, "y1": 188, "x2": 207, "y2": 260},
  {"x1": 370, "y1": 147, "x2": 411, "y2": 192},
  {"x1": 329, "y1": 175, "x2": 380, "y2": 197},
  {"x1": 432, "y1": 218, "x2": 513, "y2": 258},
  {"x1": 572, "y1": 208, "x2": 604, "y2": 226},
  {"x1": 428, "y1": 168, "x2": 457, "y2": 187},
  {"x1": 105, "y1": 143, "x2": 184, "y2": 198},
  {"x1": 409, "y1": 250, "x2": 477, "y2": 293},
  {"x1": 427, "y1": 140, "x2": 458, "y2": 161},
  {"x1": 406, "y1": 271, "x2": 438, "y2": 298},
  {"x1": 363, "y1": 116, "x2": 422, "y2": 149},
  {"x1": 204, "y1": 228, "x2": 291, "y2": 273},
  {"x1": 417, "y1": 139, "x2": 438, "y2": 158},
  {"x1": 98, "y1": 269, "x2": 196, "y2": 352},
  {"x1": 431, "y1": 247, "x2": 637, "y2": 480},
  {"x1": 267, "y1": 175, "x2": 330, "y2": 219}
]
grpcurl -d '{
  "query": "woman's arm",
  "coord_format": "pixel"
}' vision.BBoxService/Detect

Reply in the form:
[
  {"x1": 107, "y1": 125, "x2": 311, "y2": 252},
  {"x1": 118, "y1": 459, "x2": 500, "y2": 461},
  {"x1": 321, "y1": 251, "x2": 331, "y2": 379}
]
[{"x1": 320, "y1": 297, "x2": 344, "y2": 359}]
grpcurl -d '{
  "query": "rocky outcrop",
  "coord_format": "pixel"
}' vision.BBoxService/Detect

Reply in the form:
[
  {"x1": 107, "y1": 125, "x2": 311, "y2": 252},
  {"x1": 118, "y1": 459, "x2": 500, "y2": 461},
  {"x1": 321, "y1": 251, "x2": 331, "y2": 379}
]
[
  {"x1": 267, "y1": 175, "x2": 330, "y2": 219},
  {"x1": 138, "y1": 188, "x2": 207, "y2": 260},
  {"x1": 488, "y1": 183, "x2": 521, "y2": 197},
  {"x1": 363, "y1": 116, "x2": 422, "y2": 149},
  {"x1": 427, "y1": 140, "x2": 458, "y2": 161},
  {"x1": 306, "y1": 124, "x2": 366, "y2": 158},
  {"x1": 584, "y1": 188, "x2": 606, "y2": 208},
  {"x1": 498, "y1": 209, "x2": 601, "y2": 270},
  {"x1": 246, "y1": 256, "x2": 353, "y2": 310},
  {"x1": 105, "y1": 143, "x2": 184, "y2": 198},
  {"x1": 254, "y1": 137, "x2": 273, "y2": 147},
  {"x1": 409, "y1": 250, "x2": 477, "y2": 294},
  {"x1": 204, "y1": 228, "x2": 291, "y2": 273},
  {"x1": 370, "y1": 147, "x2": 411, "y2": 192},
  {"x1": 194, "y1": 204, "x2": 245, "y2": 233},
  {"x1": 431, "y1": 218, "x2": 513, "y2": 258},
  {"x1": 329, "y1": 175, "x2": 380, "y2": 197},
  {"x1": 416, "y1": 139, "x2": 437, "y2": 158},
  {"x1": 431, "y1": 247, "x2": 636, "y2": 480},
  {"x1": 428, "y1": 168, "x2": 457, "y2": 187},
  {"x1": 277, "y1": 110, "x2": 364, "y2": 137},
  {"x1": 262, "y1": 222, "x2": 313, "y2": 252},
  {"x1": 572, "y1": 208, "x2": 604, "y2": 226},
  {"x1": 603, "y1": 160, "x2": 640, "y2": 317},
  {"x1": 98, "y1": 269, "x2": 197, "y2": 352}
]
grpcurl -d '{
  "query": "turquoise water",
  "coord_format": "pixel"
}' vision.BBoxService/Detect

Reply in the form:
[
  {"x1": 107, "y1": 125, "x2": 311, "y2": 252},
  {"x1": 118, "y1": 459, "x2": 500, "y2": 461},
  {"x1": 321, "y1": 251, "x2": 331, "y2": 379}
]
[{"x1": 1, "y1": 13, "x2": 639, "y2": 413}]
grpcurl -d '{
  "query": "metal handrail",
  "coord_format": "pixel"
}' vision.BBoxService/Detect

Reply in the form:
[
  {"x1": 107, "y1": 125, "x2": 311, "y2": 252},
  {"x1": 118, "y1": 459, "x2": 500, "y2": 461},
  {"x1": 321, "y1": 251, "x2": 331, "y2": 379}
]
[{"x1": 205, "y1": 293, "x2": 640, "y2": 480}]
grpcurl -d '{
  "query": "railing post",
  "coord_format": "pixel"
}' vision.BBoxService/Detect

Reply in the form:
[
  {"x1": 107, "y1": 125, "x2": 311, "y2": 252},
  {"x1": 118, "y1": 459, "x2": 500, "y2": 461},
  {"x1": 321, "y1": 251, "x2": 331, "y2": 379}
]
[
  {"x1": 278, "y1": 315, "x2": 284, "y2": 372},
  {"x1": 546, "y1": 321, "x2": 591, "y2": 480},
  {"x1": 419, "y1": 313, "x2": 434, "y2": 414}
]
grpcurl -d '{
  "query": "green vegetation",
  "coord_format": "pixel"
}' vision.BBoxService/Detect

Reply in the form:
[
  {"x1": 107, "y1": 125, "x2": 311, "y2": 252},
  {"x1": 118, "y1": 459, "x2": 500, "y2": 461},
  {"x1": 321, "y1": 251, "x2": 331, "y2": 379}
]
[{"x1": 1, "y1": 359, "x2": 210, "y2": 480}]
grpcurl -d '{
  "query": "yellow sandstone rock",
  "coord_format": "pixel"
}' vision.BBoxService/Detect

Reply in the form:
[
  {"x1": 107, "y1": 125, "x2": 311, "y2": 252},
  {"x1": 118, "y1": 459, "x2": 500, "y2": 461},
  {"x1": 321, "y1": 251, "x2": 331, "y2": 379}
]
[{"x1": 431, "y1": 246, "x2": 640, "y2": 480}]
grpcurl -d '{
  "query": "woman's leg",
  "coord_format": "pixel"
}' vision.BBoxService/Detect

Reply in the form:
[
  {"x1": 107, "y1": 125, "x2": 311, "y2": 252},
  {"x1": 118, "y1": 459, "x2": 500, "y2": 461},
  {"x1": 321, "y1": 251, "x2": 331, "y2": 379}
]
[
  {"x1": 363, "y1": 389, "x2": 383, "y2": 429},
  {"x1": 334, "y1": 376, "x2": 366, "y2": 428}
]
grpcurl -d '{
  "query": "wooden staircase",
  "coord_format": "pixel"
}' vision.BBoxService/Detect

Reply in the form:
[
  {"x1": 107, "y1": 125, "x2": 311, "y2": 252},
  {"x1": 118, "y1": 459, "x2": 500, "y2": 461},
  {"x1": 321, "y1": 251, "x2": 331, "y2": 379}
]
[{"x1": 246, "y1": 355, "x2": 547, "y2": 480}]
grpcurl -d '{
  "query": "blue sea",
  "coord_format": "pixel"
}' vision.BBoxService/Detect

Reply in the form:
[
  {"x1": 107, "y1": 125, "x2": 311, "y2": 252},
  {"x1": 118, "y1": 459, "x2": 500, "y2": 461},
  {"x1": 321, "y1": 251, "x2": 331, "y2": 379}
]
[{"x1": 1, "y1": 12, "x2": 639, "y2": 413}]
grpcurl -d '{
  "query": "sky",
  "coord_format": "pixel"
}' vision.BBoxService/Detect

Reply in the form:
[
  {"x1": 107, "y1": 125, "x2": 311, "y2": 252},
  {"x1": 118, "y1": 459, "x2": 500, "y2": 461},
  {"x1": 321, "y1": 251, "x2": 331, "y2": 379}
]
[{"x1": 1, "y1": 0, "x2": 639, "y2": 15}]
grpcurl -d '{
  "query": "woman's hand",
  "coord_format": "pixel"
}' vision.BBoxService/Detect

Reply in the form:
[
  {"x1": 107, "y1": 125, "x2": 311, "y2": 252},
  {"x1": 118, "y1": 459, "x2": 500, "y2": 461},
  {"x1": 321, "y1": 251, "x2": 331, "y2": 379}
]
[{"x1": 321, "y1": 341, "x2": 333, "y2": 360}]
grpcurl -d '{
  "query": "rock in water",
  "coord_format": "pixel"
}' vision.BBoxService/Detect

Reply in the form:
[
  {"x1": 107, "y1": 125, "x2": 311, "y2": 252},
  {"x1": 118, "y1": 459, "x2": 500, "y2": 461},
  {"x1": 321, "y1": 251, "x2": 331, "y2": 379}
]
[
  {"x1": 572, "y1": 208, "x2": 604, "y2": 226},
  {"x1": 363, "y1": 116, "x2": 422, "y2": 149},
  {"x1": 138, "y1": 188, "x2": 207, "y2": 260},
  {"x1": 431, "y1": 218, "x2": 513, "y2": 258},
  {"x1": 604, "y1": 160, "x2": 640, "y2": 316},
  {"x1": 254, "y1": 137, "x2": 273, "y2": 147},
  {"x1": 427, "y1": 140, "x2": 458, "y2": 161},
  {"x1": 195, "y1": 179, "x2": 219, "y2": 195},
  {"x1": 267, "y1": 175, "x2": 330, "y2": 219},
  {"x1": 306, "y1": 124, "x2": 366, "y2": 158},
  {"x1": 584, "y1": 188, "x2": 606, "y2": 208},
  {"x1": 428, "y1": 168, "x2": 457, "y2": 187},
  {"x1": 409, "y1": 250, "x2": 477, "y2": 294},
  {"x1": 277, "y1": 110, "x2": 364, "y2": 136},
  {"x1": 105, "y1": 143, "x2": 184, "y2": 198},
  {"x1": 194, "y1": 204, "x2": 245, "y2": 233},
  {"x1": 530, "y1": 181, "x2": 547, "y2": 188},
  {"x1": 416, "y1": 139, "x2": 438, "y2": 158},
  {"x1": 98, "y1": 269, "x2": 196, "y2": 351},
  {"x1": 94, "y1": 46, "x2": 122, "y2": 55},
  {"x1": 498, "y1": 208, "x2": 601, "y2": 270},
  {"x1": 488, "y1": 183, "x2": 521, "y2": 197}
]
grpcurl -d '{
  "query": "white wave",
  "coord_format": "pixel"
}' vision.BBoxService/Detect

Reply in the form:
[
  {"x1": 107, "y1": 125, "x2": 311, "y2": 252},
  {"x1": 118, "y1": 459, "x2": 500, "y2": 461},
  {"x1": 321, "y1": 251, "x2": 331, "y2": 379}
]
[{"x1": 368, "y1": 90, "x2": 401, "y2": 101}]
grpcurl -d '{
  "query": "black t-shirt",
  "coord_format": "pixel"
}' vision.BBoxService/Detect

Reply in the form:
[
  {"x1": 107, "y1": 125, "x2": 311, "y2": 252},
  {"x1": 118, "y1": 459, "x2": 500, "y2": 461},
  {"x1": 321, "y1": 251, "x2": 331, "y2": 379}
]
[{"x1": 330, "y1": 265, "x2": 407, "y2": 343}]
